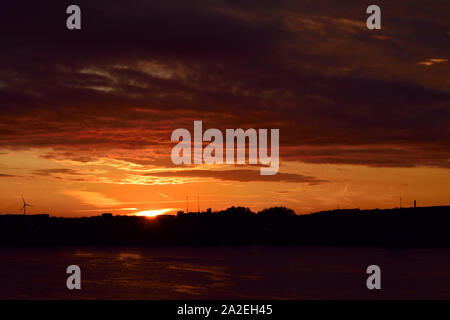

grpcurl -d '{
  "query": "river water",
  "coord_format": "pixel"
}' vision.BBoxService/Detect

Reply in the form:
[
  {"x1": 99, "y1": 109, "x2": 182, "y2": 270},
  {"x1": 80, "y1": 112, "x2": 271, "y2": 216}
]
[{"x1": 1, "y1": 246, "x2": 449, "y2": 299}]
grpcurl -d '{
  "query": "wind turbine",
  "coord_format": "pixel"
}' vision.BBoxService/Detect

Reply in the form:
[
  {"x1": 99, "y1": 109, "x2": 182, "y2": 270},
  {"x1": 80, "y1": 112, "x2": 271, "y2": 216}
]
[{"x1": 21, "y1": 197, "x2": 32, "y2": 215}]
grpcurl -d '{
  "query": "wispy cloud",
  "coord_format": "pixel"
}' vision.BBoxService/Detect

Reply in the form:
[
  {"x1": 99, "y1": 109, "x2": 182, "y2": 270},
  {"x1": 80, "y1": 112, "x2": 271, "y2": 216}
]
[
  {"x1": 158, "y1": 192, "x2": 170, "y2": 198},
  {"x1": 418, "y1": 58, "x2": 448, "y2": 66},
  {"x1": 62, "y1": 190, "x2": 124, "y2": 208}
]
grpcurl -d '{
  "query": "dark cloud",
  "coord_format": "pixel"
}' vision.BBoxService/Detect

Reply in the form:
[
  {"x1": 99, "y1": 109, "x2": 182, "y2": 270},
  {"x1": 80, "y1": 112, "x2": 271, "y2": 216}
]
[
  {"x1": 0, "y1": 0, "x2": 448, "y2": 168},
  {"x1": 0, "y1": 173, "x2": 17, "y2": 178},
  {"x1": 142, "y1": 169, "x2": 326, "y2": 184},
  {"x1": 282, "y1": 144, "x2": 450, "y2": 168},
  {"x1": 32, "y1": 168, "x2": 83, "y2": 176}
]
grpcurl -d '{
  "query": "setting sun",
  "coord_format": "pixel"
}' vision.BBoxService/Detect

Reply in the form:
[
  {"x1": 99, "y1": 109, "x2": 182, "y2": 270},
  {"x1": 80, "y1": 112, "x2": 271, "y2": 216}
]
[{"x1": 132, "y1": 208, "x2": 176, "y2": 217}]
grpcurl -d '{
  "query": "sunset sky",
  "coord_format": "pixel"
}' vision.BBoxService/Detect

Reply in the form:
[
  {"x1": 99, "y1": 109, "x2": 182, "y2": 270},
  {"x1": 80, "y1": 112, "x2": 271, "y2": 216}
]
[{"x1": 0, "y1": 0, "x2": 449, "y2": 217}]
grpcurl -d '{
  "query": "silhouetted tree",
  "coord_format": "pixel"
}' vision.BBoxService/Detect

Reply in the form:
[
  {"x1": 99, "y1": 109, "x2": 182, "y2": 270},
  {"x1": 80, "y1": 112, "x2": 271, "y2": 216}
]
[
  {"x1": 257, "y1": 206, "x2": 296, "y2": 217},
  {"x1": 218, "y1": 206, "x2": 254, "y2": 216}
]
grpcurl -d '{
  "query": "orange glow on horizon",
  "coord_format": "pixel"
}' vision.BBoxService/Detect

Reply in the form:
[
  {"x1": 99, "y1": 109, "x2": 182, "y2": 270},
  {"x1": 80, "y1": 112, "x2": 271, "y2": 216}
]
[{"x1": 0, "y1": 150, "x2": 449, "y2": 217}]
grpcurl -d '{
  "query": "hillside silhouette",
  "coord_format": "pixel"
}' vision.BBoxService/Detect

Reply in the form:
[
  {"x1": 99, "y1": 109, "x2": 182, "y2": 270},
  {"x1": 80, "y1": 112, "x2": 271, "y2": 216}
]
[{"x1": 0, "y1": 205, "x2": 449, "y2": 247}]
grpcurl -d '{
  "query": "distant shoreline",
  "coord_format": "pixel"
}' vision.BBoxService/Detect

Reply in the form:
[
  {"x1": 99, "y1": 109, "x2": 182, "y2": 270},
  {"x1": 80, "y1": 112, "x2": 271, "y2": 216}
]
[{"x1": 1, "y1": 205, "x2": 449, "y2": 248}]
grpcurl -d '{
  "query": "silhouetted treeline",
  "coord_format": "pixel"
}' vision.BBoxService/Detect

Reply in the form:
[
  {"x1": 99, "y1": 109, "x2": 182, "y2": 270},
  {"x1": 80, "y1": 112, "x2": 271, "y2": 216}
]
[{"x1": 0, "y1": 206, "x2": 450, "y2": 248}]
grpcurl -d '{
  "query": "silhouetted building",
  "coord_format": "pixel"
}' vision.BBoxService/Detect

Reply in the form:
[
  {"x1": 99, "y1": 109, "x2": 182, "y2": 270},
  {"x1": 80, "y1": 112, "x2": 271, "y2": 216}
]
[{"x1": 157, "y1": 215, "x2": 175, "y2": 221}]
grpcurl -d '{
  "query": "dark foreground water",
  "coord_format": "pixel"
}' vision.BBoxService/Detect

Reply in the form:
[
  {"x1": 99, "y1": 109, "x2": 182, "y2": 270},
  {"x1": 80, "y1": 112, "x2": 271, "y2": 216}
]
[{"x1": 1, "y1": 246, "x2": 449, "y2": 299}]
